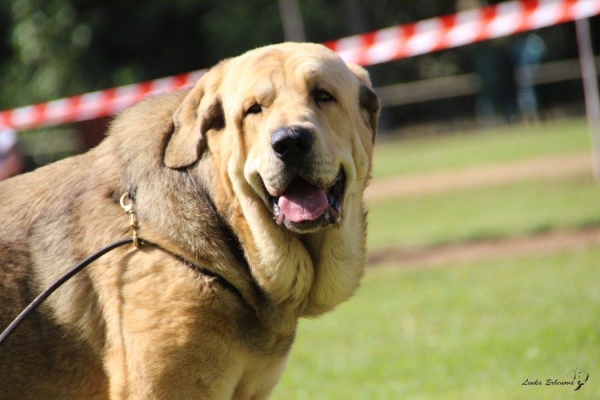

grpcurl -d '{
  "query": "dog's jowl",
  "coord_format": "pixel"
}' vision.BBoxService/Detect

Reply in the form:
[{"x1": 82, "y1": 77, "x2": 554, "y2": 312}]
[{"x1": 0, "y1": 43, "x2": 379, "y2": 399}]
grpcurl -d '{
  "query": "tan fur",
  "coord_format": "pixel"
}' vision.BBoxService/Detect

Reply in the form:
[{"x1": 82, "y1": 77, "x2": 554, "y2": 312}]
[{"x1": 0, "y1": 43, "x2": 379, "y2": 399}]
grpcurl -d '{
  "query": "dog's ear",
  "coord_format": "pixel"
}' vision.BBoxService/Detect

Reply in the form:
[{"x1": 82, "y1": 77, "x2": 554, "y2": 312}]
[
  {"x1": 346, "y1": 63, "x2": 381, "y2": 142},
  {"x1": 164, "y1": 65, "x2": 226, "y2": 169}
]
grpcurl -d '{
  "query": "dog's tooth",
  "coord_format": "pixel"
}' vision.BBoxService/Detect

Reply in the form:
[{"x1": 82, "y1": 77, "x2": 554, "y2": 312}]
[
  {"x1": 272, "y1": 203, "x2": 285, "y2": 225},
  {"x1": 276, "y1": 213, "x2": 285, "y2": 225}
]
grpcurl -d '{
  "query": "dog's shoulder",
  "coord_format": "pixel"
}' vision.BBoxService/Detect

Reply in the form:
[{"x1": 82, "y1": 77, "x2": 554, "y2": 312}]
[
  {"x1": 108, "y1": 89, "x2": 189, "y2": 142},
  {"x1": 0, "y1": 154, "x2": 89, "y2": 230}
]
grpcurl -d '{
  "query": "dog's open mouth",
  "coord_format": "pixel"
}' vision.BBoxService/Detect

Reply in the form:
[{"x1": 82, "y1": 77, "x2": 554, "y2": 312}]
[{"x1": 267, "y1": 169, "x2": 345, "y2": 232}]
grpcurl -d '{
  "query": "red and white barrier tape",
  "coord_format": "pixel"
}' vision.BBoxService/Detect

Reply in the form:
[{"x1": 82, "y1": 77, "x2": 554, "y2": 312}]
[
  {"x1": 326, "y1": 0, "x2": 600, "y2": 65},
  {"x1": 0, "y1": 70, "x2": 206, "y2": 132},
  {"x1": 1, "y1": 0, "x2": 599, "y2": 133}
]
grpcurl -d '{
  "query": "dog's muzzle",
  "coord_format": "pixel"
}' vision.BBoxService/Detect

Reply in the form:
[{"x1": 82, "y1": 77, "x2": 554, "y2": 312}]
[{"x1": 263, "y1": 126, "x2": 345, "y2": 233}]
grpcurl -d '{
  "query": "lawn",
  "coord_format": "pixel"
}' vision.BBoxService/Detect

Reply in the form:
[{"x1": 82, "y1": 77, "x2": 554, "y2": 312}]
[
  {"x1": 367, "y1": 118, "x2": 599, "y2": 250},
  {"x1": 272, "y1": 119, "x2": 600, "y2": 399},
  {"x1": 273, "y1": 248, "x2": 600, "y2": 399},
  {"x1": 372, "y1": 119, "x2": 591, "y2": 179},
  {"x1": 367, "y1": 174, "x2": 600, "y2": 250}
]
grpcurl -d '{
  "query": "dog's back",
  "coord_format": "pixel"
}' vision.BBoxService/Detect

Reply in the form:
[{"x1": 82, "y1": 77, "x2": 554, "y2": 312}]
[{"x1": 0, "y1": 153, "x2": 114, "y2": 398}]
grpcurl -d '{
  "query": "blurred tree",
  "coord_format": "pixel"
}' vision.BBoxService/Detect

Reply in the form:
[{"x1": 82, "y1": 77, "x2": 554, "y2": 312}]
[
  {"x1": 1, "y1": 0, "x2": 91, "y2": 108},
  {"x1": 0, "y1": 0, "x2": 282, "y2": 109}
]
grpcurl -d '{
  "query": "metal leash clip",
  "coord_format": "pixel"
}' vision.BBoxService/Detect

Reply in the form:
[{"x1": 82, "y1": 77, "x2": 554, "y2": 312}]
[{"x1": 120, "y1": 193, "x2": 140, "y2": 248}]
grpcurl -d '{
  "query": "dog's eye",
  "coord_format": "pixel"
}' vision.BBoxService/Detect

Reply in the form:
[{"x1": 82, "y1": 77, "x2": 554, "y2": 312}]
[
  {"x1": 313, "y1": 89, "x2": 335, "y2": 103},
  {"x1": 246, "y1": 103, "x2": 262, "y2": 115}
]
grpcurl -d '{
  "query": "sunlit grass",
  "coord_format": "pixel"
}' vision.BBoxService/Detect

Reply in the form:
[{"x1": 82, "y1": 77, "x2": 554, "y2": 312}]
[
  {"x1": 372, "y1": 119, "x2": 591, "y2": 179},
  {"x1": 367, "y1": 173, "x2": 600, "y2": 251},
  {"x1": 274, "y1": 248, "x2": 600, "y2": 399}
]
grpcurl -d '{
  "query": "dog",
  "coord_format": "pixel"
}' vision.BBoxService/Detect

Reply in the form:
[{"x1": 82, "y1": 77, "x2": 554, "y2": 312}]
[{"x1": 0, "y1": 42, "x2": 379, "y2": 399}]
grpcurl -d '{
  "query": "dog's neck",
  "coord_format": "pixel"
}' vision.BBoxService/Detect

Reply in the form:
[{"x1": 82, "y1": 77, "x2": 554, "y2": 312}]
[
  {"x1": 200, "y1": 152, "x2": 368, "y2": 320},
  {"x1": 126, "y1": 147, "x2": 366, "y2": 330}
]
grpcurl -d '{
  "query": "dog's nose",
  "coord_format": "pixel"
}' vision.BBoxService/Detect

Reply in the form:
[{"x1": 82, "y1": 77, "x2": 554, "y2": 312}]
[{"x1": 270, "y1": 126, "x2": 313, "y2": 162}]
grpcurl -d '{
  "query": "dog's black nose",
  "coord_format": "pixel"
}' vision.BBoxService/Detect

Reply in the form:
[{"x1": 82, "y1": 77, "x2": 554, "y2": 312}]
[{"x1": 270, "y1": 126, "x2": 313, "y2": 162}]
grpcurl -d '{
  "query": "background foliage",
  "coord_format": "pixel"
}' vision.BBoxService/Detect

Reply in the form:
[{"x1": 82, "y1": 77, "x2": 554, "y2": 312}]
[{"x1": 0, "y1": 0, "x2": 590, "y2": 112}]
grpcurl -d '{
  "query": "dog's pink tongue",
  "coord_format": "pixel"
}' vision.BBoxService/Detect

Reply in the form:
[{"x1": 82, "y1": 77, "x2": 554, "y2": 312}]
[{"x1": 278, "y1": 180, "x2": 328, "y2": 223}]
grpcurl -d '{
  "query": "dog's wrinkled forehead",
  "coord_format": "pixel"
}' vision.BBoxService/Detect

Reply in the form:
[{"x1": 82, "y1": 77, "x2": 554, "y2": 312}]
[{"x1": 221, "y1": 44, "x2": 358, "y2": 107}]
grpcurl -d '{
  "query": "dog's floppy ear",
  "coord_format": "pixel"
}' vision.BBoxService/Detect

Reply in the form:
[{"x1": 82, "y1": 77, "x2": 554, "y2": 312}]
[
  {"x1": 346, "y1": 63, "x2": 381, "y2": 142},
  {"x1": 164, "y1": 65, "x2": 226, "y2": 169}
]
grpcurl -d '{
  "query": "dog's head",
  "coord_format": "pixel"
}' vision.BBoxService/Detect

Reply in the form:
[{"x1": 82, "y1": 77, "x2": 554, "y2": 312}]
[{"x1": 164, "y1": 43, "x2": 379, "y2": 235}]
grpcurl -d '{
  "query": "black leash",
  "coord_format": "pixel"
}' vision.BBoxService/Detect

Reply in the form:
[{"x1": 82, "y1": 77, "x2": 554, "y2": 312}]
[{"x1": 0, "y1": 238, "x2": 134, "y2": 346}]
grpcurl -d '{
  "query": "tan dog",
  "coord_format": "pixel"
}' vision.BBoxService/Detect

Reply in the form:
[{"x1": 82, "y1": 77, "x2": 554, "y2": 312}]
[{"x1": 0, "y1": 42, "x2": 379, "y2": 399}]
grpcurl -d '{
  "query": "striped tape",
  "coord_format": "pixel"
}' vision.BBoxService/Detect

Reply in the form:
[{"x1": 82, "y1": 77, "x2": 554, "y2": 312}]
[
  {"x1": 325, "y1": 0, "x2": 600, "y2": 65},
  {"x1": 1, "y1": 0, "x2": 599, "y2": 132},
  {"x1": 0, "y1": 70, "x2": 206, "y2": 132}
]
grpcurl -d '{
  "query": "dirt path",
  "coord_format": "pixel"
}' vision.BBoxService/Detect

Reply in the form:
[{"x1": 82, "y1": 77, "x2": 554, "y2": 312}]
[
  {"x1": 368, "y1": 227, "x2": 600, "y2": 268},
  {"x1": 365, "y1": 152, "x2": 592, "y2": 202},
  {"x1": 364, "y1": 152, "x2": 599, "y2": 267}
]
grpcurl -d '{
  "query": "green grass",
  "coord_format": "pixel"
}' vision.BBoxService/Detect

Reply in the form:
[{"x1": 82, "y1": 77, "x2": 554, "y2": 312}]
[
  {"x1": 372, "y1": 119, "x2": 591, "y2": 179},
  {"x1": 367, "y1": 118, "x2": 600, "y2": 250},
  {"x1": 273, "y1": 248, "x2": 600, "y2": 399},
  {"x1": 367, "y1": 174, "x2": 600, "y2": 250}
]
